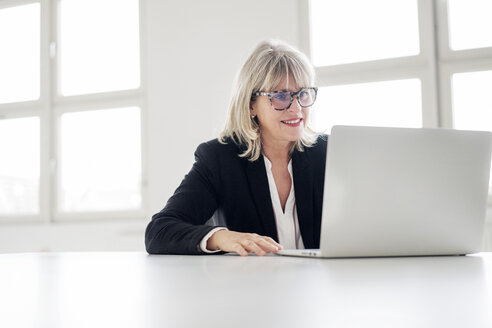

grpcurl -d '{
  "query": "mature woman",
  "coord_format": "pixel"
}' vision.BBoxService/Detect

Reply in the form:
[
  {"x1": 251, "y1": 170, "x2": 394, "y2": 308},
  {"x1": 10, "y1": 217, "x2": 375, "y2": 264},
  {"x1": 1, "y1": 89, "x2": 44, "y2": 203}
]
[{"x1": 145, "y1": 39, "x2": 327, "y2": 255}]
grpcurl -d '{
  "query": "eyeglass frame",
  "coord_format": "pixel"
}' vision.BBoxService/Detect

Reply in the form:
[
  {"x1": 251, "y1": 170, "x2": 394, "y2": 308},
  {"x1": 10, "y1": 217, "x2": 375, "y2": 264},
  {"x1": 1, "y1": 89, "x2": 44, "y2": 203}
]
[{"x1": 252, "y1": 87, "x2": 318, "y2": 111}]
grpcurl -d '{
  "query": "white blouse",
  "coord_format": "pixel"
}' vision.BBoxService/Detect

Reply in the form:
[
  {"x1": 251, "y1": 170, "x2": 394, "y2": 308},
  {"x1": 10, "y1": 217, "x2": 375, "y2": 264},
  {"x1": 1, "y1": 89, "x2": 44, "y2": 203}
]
[
  {"x1": 200, "y1": 156, "x2": 305, "y2": 253},
  {"x1": 263, "y1": 156, "x2": 305, "y2": 250}
]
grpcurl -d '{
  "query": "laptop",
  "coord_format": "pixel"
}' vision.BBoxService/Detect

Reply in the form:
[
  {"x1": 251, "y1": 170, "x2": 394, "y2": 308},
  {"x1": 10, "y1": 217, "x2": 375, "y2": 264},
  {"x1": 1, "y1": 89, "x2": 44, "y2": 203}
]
[{"x1": 277, "y1": 125, "x2": 492, "y2": 258}]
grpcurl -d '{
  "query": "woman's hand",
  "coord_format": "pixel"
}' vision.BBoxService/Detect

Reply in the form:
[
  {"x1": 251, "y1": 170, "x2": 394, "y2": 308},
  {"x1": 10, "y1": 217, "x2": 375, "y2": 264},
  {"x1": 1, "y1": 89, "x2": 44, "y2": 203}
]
[{"x1": 207, "y1": 230, "x2": 283, "y2": 256}]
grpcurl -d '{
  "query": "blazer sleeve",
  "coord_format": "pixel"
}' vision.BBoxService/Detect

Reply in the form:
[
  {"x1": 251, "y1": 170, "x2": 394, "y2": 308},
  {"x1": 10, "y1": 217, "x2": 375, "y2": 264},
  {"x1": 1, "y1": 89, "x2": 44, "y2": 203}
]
[{"x1": 145, "y1": 142, "x2": 223, "y2": 254}]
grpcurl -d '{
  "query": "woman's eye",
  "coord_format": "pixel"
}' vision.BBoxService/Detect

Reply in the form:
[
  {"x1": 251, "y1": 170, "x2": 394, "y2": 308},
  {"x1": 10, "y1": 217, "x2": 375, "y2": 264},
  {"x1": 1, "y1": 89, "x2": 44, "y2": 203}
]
[{"x1": 273, "y1": 93, "x2": 289, "y2": 102}]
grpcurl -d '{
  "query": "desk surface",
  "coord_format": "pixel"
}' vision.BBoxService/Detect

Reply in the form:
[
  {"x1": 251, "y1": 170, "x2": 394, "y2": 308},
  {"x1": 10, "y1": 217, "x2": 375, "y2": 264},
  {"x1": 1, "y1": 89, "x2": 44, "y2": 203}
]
[{"x1": 1, "y1": 252, "x2": 491, "y2": 328}]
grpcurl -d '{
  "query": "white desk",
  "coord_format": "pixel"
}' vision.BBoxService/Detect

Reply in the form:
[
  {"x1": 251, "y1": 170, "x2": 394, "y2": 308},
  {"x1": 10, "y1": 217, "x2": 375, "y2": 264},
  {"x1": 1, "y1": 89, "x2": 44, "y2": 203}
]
[{"x1": 1, "y1": 252, "x2": 491, "y2": 328}]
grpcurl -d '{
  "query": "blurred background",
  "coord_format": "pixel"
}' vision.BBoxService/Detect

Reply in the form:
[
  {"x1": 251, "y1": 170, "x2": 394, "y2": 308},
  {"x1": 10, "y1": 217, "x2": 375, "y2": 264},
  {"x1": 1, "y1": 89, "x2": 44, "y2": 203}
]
[{"x1": 0, "y1": 0, "x2": 491, "y2": 253}]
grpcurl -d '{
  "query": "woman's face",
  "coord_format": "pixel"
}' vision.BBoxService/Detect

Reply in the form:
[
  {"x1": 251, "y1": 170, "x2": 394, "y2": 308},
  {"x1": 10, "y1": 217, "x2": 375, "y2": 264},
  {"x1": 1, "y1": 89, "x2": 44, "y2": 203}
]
[{"x1": 251, "y1": 75, "x2": 309, "y2": 148}]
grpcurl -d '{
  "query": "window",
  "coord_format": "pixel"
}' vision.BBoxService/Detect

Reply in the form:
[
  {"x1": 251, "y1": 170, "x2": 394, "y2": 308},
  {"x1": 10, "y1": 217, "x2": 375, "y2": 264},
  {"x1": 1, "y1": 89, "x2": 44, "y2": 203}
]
[
  {"x1": 59, "y1": 0, "x2": 140, "y2": 96},
  {"x1": 0, "y1": 3, "x2": 40, "y2": 104},
  {"x1": 0, "y1": 0, "x2": 145, "y2": 222},
  {"x1": 0, "y1": 117, "x2": 40, "y2": 215},
  {"x1": 59, "y1": 107, "x2": 142, "y2": 213},
  {"x1": 310, "y1": 0, "x2": 420, "y2": 66},
  {"x1": 447, "y1": 0, "x2": 492, "y2": 51},
  {"x1": 306, "y1": 0, "x2": 492, "y2": 197},
  {"x1": 312, "y1": 79, "x2": 422, "y2": 132}
]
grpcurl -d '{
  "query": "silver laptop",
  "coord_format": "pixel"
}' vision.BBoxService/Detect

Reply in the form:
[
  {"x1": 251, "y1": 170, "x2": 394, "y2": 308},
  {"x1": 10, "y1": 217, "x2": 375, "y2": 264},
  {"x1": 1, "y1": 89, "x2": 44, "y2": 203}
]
[{"x1": 277, "y1": 125, "x2": 492, "y2": 258}]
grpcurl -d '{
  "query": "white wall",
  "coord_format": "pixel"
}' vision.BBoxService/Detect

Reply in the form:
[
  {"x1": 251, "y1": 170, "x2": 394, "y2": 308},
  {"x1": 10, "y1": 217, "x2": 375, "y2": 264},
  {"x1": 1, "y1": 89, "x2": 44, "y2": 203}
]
[{"x1": 0, "y1": 0, "x2": 301, "y2": 253}]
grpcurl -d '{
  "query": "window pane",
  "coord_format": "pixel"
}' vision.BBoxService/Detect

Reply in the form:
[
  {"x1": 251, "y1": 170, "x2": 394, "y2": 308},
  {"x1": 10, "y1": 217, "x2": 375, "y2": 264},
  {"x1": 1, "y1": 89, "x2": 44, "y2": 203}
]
[
  {"x1": 452, "y1": 70, "x2": 492, "y2": 192},
  {"x1": 59, "y1": 0, "x2": 140, "y2": 96},
  {"x1": 59, "y1": 107, "x2": 141, "y2": 212},
  {"x1": 310, "y1": 0, "x2": 420, "y2": 66},
  {"x1": 0, "y1": 117, "x2": 40, "y2": 215},
  {"x1": 0, "y1": 3, "x2": 40, "y2": 104},
  {"x1": 448, "y1": 0, "x2": 492, "y2": 51},
  {"x1": 311, "y1": 79, "x2": 422, "y2": 132}
]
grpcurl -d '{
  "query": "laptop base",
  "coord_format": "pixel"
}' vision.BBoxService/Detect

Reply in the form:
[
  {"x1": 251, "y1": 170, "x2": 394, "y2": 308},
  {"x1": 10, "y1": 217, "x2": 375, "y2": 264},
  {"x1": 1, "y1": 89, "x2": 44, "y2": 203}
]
[
  {"x1": 275, "y1": 249, "x2": 322, "y2": 257},
  {"x1": 275, "y1": 249, "x2": 469, "y2": 259}
]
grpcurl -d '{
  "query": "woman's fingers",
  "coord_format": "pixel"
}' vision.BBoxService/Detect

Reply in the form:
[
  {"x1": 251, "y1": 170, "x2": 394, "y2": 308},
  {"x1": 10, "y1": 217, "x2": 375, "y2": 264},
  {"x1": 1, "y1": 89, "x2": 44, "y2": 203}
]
[
  {"x1": 239, "y1": 234, "x2": 284, "y2": 256},
  {"x1": 264, "y1": 236, "x2": 283, "y2": 250},
  {"x1": 255, "y1": 238, "x2": 280, "y2": 253},
  {"x1": 240, "y1": 239, "x2": 266, "y2": 256},
  {"x1": 254, "y1": 234, "x2": 283, "y2": 251},
  {"x1": 210, "y1": 230, "x2": 284, "y2": 256},
  {"x1": 231, "y1": 243, "x2": 248, "y2": 256}
]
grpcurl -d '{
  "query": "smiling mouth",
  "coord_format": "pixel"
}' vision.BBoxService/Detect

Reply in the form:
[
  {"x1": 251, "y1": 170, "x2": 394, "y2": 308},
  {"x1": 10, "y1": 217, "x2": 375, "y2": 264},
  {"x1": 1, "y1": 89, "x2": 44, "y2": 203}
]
[{"x1": 281, "y1": 118, "x2": 303, "y2": 126}]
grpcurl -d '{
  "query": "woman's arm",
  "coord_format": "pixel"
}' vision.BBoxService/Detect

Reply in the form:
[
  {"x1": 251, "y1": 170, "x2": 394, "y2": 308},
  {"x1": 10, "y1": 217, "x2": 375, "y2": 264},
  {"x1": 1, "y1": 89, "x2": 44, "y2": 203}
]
[
  {"x1": 145, "y1": 141, "x2": 283, "y2": 255},
  {"x1": 145, "y1": 142, "x2": 222, "y2": 254}
]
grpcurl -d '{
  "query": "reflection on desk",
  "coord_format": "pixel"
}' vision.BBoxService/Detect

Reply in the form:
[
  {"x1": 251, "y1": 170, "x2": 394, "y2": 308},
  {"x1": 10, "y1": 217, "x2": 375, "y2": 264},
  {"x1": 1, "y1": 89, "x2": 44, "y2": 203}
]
[{"x1": 0, "y1": 252, "x2": 491, "y2": 328}]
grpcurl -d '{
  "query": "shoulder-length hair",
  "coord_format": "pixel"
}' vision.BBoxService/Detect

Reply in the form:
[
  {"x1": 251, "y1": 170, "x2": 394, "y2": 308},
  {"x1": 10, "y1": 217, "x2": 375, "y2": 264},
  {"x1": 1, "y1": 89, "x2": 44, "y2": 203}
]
[{"x1": 219, "y1": 39, "x2": 318, "y2": 161}]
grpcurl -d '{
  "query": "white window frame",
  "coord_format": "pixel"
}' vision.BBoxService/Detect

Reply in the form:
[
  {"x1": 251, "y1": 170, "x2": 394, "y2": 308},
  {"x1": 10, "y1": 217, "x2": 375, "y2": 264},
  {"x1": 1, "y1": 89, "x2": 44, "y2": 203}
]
[
  {"x1": 434, "y1": 0, "x2": 492, "y2": 129},
  {"x1": 300, "y1": 0, "x2": 492, "y2": 204},
  {"x1": 0, "y1": 0, "x2": 148, "y2": 223}
]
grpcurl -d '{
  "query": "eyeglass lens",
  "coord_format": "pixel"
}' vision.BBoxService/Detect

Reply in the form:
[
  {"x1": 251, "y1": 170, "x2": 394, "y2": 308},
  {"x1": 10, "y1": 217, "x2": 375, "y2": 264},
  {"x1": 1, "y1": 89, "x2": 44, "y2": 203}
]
[{"x1": 271, "y1": 88, "x2": 316, "y2": 110}]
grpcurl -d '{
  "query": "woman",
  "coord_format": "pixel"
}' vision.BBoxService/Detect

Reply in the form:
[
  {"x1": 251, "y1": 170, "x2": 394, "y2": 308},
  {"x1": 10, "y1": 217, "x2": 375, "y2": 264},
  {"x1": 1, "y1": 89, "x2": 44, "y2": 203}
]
[{"x1": 145, "y1": 39, "x2": 327, "y2": 255}]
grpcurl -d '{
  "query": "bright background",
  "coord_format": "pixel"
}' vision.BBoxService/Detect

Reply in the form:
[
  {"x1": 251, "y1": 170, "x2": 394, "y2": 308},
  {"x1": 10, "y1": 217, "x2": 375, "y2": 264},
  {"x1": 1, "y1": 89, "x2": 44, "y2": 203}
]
[{"x1": 0, "y1": 0, "x2": 491, "y2": 252}]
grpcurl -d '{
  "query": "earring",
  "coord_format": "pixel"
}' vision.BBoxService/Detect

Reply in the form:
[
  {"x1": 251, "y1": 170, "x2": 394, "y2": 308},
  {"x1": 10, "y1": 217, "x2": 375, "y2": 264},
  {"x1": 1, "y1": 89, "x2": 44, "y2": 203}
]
[{"x1": 251, "y1": 115, "x2": 256, "y2": 119}]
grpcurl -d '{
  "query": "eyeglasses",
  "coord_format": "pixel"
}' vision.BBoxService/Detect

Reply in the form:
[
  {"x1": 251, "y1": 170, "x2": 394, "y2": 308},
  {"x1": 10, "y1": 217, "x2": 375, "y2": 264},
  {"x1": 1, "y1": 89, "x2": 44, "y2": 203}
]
[{"x1": 252, "y1": 87, "x2": 318, "y2": 111}]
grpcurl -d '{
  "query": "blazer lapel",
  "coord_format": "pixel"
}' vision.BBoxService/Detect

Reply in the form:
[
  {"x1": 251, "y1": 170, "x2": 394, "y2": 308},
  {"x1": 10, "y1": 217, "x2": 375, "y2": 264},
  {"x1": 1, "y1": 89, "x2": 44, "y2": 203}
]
[
  {"x1": 292, "y1": 150, "x2": 315, "y2": 249},
  {"x1": 245, "y1": 155, "x2": 278, "y2": 242}
]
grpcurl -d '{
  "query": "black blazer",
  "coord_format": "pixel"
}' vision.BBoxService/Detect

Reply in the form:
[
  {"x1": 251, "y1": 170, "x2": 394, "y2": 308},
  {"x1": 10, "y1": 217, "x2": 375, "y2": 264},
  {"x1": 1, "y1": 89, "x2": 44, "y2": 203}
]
[{"x1": 145, "y1": 135, "x2": 328, "y2": 254}]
